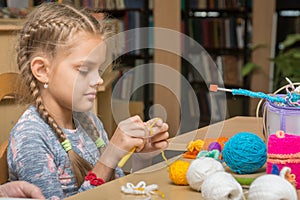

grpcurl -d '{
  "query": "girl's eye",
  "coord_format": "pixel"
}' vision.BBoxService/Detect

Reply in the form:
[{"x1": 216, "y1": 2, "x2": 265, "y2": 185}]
[{"x1": 78, "y1": 66, "x2": 89, "y2": 74}]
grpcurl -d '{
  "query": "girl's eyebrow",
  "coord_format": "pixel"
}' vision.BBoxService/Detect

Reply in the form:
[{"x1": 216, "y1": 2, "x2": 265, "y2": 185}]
[{"x1": 82, "y1": 60, "x2": 98, "y2": 66}]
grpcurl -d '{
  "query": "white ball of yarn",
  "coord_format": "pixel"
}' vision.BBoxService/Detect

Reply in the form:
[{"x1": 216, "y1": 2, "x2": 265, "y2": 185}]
[
  {"x1": 201, "y1": 171, "x2": 244, "y2": 200},
  {"x1": 248, "y1": 174, "x2": 297, "y2": 200},
  {"x1": 186, "y1": 157, "x2": 224, "y2": 191}
]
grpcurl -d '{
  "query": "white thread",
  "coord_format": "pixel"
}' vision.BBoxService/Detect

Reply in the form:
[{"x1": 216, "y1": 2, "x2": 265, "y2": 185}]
[
  {"x1": 121, "y1": 181, "x2": 159, "y2": 200},
  {"x1": 186, "y1": 157, "x2": 224, "y2": 191},
  {"x1": 248, "y1": 174, "x2": 297, "y2": 200},
  {"x1": 201, "y1": 171, "x2": 244, "y2": 200}
]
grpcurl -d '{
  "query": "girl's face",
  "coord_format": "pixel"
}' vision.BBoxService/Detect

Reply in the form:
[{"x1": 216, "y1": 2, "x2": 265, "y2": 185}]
[{"x1": 45, "y1": 33, "x2": 106, "y2": 113}]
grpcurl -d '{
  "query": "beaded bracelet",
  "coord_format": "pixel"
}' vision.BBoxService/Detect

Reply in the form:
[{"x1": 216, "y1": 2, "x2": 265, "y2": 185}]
[{"x1": 85, "y1": 171, "x2": 105, "y2": 186}]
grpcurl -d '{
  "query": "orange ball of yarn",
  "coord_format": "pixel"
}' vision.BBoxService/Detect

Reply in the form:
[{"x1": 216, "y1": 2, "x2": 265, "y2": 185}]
[{"x1": 169, "y1": 160, "x2": 190, "y2": 185}]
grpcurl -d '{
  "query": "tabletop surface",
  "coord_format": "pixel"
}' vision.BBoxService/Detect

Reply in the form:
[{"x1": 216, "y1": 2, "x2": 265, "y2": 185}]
[{"x1": 66, "y1": 116, "x2": 299, "y2": 200}]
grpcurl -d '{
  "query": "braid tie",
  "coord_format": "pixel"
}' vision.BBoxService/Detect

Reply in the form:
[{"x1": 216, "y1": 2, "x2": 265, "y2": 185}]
[
  {"x1": 62, "y1": 139, "x2": 72, "y2": 152},
  {"x1": 95, "y1": 138, "x2": 105, "y2": 148}
]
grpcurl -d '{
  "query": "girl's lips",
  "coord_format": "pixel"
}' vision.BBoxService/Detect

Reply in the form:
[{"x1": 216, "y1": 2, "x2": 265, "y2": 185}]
[{"x1": 85, "y1": 92, "x2": 97, "y2": 100}]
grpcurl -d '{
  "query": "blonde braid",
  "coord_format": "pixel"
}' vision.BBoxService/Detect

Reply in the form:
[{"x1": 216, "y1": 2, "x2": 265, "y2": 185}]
[{"x1": 16, "y1": 2, "x2": 107, "y2": 186}]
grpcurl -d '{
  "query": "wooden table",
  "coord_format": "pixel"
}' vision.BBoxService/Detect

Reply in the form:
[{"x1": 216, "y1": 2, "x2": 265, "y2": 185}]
[{"x1": 66, "y1": 116, "x2": 299, "y2": 199}]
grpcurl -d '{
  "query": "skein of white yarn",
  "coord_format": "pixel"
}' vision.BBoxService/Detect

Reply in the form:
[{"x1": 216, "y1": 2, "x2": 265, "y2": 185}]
[
  {"x1": 248, "y1": 174, "x2": 297, "y2": 200},
  {"x1": 201, "y1": 171, "x2": 244, "y2": 200},
  {"x1": 186, "y1": 157, "x2": 224, "y2": 191}
]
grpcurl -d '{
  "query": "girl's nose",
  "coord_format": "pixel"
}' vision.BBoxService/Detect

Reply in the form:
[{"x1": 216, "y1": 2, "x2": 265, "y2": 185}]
[
  {"x1": 91, "y1": 74, "x2": 104, "y2": 89},
  {"x1": 95, "y1": 76, "x2": 104, "y2": 88}
]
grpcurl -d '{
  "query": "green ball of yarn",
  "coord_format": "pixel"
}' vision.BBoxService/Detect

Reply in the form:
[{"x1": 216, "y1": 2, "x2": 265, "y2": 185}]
[{"x1": 222, "y1": 132, "x2": 267, "y2": 174}]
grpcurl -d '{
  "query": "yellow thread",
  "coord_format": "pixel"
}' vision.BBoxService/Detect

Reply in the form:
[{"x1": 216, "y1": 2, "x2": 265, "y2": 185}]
[
  {"x1": 161, "y1": 150, "x2": 169, "y2": 166},
  {"x1": 135, "y1": 187, "x2": 145, "y2": 191},
  {"x1": 133, "y1": 186, "x2": 165, "y2": 199},
  {"x1": 153, "y1": 190, "x2": 165, "y2": 198},
  {"x1": 148, "y1": 118, "x2": 162, "y2": 136},
  {"x1": 148, "y1": 118, "x2": 170, "y2": 167}
]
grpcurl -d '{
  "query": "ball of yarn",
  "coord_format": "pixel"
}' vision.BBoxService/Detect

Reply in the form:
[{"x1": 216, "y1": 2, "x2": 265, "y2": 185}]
[
  {"x1": 222, "y1": 132, "x2": 267, "y2": 174},
  {"x1": 248, "y1": 174, "x2": 297, "y2": 200},
  {"x1": 208, "y1": 142, "x2": 222, "y2": 152},
  {"x1": 169, "y1": 160, "x2": 190, "y2": 185},
  {"x1": 201, "y1": 171, "x2": 244, "y2": 200},
  {"x1": 186, "y1": 157, "x2": 224, "y2": 191}
]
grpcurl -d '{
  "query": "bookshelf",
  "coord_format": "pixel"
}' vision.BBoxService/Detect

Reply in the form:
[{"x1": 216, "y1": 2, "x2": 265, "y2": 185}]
[
  {"x1": 182, "y1": 0, "x2": 252, "y2": 127},
  {"x1": 70, "y1": 0, "x2": 154, "y2": 136},
  {"x1": 0, "y1": 1, "x2": 153, "y2": 138}
]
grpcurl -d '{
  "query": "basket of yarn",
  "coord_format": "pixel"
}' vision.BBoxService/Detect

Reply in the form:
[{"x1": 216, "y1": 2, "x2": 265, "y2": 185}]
[
  {"x1": 264, "y1": 94, "x2": 300, "y2": 137},
  {"x1": 222, "y1": 132, "x2": 267, "y2": 174},
  {"x1": 267, "y1": 130, "x2": 300, "y2": 189}
]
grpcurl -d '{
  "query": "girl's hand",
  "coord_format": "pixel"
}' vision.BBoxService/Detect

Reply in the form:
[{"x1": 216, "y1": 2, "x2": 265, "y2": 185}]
[
  {"x1": 98, "y1": 116, "x2": 169, "y2": 169},
  {"x1": 99, "y1": 115, "x2": 148, "y2": 168},
  {"x1": 110, "y1": 115, "x2": 148, "y2": 153},
  {"x1": 140, "y1": 118, "x2": 169, "y2": 153},
  {"x1": 0, "y1": 181, "x2": 45, "y2": 199}
]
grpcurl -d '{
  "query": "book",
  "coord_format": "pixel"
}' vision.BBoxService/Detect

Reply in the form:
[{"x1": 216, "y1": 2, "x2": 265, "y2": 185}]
[{"x1": 222, "y1": 55, "x2": 243, "y2": 86}]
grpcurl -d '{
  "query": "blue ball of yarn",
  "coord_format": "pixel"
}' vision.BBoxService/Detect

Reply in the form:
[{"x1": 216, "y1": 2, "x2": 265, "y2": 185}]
[{"x1": 222, "y1": 132, "x2": 267, "y2": 174}]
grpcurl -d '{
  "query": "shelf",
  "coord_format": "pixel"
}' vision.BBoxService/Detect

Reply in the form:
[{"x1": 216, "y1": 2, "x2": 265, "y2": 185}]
[
  {"x1": 186, "y1": 8, "x2": 251, "y2": 18},
  {"x1": 0, "y1": 19, "x2": 23, "y2": 31},
  {"x1": 187, "y1": 47, "x2": 246, "y2": 55}
]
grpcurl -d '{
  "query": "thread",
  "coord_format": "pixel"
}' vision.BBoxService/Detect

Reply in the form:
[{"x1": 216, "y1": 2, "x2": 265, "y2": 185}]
[
  {"x1": 186, "y1": 157, "x2": 224, "y2": 191},
  {"x1": 168, "y1": 160, "x2": 190, "y2": 185},
  {"x1": 248, "y1": 174, "x2": 297, "y2": 200},
  {"x1": 222, "y1": 132, "x2": 267, "y2": 174},
  {"x1": 201, "y1": 171, "x2": 244, "y2": 200}
]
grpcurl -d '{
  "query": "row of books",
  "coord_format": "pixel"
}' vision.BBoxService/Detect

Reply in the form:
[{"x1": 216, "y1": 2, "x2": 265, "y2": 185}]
[
  {"x1": 187, "y1": 53, "x2": 243, "y2": 87},
  {"x1": 183, "y1": 83, "x2": 228, "y2": 126},
  {"x1": 112, "y1": 59, "x2": 151, "y2": 101},
  {"x1": 107, "y1": 12, "x2": 154, "y2": 56},
  {"x1": 186, "y1": 0, "x2": 250, "y2": 10},
  {"x1": 73, "y1": 0, "x2": 151, "y2": 10},
  {"x1": 186, "y1": 17, "x2": 251, "y2": 49}
]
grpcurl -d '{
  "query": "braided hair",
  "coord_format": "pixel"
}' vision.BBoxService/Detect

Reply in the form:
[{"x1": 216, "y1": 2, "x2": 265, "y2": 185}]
[{"x1": 16, "y1": 2, "x2": 109, "y2": 186}]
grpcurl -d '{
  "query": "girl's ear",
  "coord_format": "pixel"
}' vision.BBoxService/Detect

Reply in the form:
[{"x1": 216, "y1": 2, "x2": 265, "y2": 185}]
[{"x1": 30, "y1": 57, "x2": 50, "y2": 84}]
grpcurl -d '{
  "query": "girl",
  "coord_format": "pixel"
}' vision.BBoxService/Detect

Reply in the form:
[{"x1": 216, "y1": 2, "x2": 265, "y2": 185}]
[{"x1": 7, "y1": 2, "x2": 169, "y2": 199}]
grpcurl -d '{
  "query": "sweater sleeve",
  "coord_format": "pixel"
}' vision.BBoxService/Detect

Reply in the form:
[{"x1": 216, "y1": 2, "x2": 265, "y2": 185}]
[
  {"x1": 8, "y1": 120, "x2": 67, "y2": 199},
  {"x1": 87, "y1": 113, "x2": 125, "y2": 176}
]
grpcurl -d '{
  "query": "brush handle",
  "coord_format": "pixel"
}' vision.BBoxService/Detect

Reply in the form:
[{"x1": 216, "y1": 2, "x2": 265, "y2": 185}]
[{"x1": 232, "y1": 89, "x2": 285, "y2": 103}]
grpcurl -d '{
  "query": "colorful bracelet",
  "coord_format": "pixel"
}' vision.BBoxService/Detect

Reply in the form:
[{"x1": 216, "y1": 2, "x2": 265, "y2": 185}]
[{"x1": 85, "y1": 171, "x2": 105, "y2": 186}]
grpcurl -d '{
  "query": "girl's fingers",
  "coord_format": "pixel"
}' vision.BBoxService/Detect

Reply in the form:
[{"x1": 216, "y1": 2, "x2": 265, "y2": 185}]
[
  {"x1": 118, "y1": 115, "x2": 148, "y2": 138},
  {"x1": 148, "y1": 123, "x2": 169, "y2": 137},
  {"x1": 146, "y1": 118, "x2": 163, "y2": 127},
  {"x1": 152, "y1": 140, "x2": 169, "y2": 149},
  {"x1": 149, "y1": 131, "x2": 169, "y2": 143}
]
